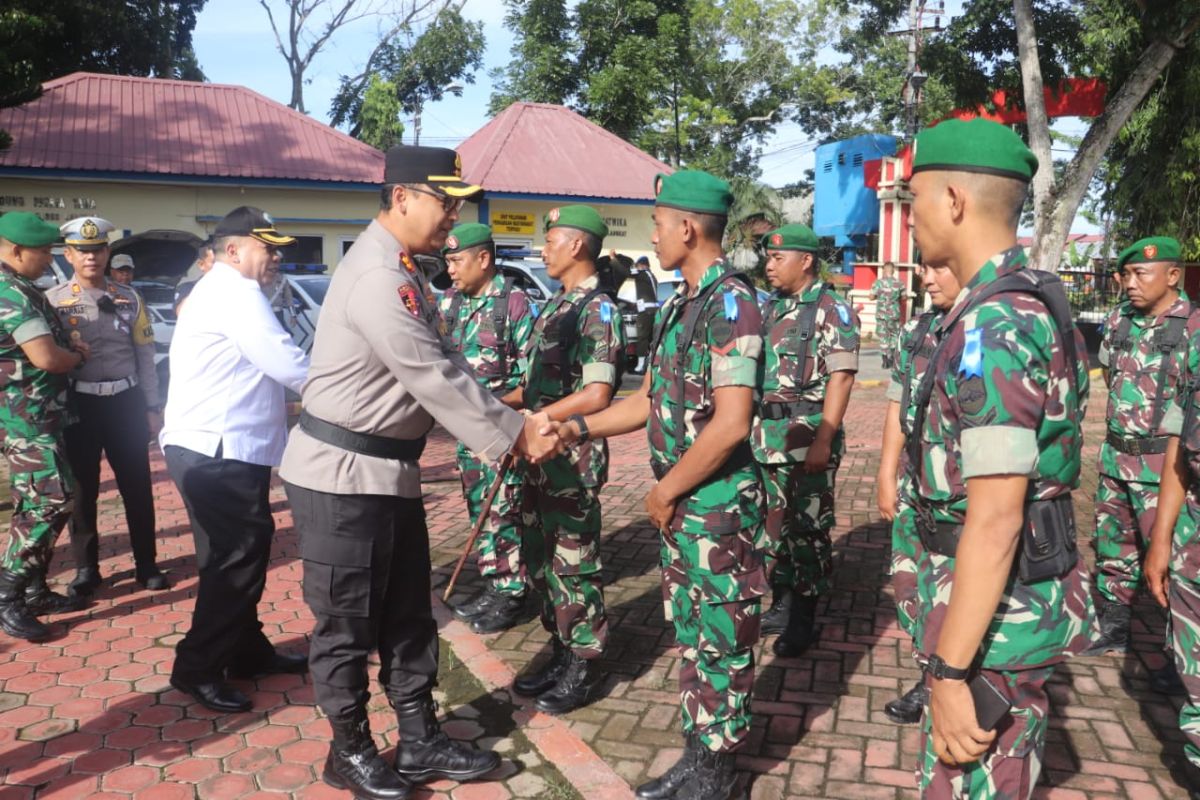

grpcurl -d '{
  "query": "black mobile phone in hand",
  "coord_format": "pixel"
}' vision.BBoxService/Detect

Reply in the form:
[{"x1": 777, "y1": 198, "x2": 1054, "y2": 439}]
[{"x1": 969, "y1": 672, "x2": 1012, "y2": 731}]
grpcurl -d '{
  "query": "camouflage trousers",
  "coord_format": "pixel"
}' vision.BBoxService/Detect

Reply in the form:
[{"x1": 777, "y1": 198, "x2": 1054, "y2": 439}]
[
  {"x1": 521, "y1": 456, "x2": 607, "y2": 659},
  {"x1": 1168, "y1": 501, "x2": 1200, "y2": 769},
  {"x1": 456, "y1": 446, "x2": 526, "y2": 596},
  {"x1": 890, "y1": 497, "x2": 923, "y2": 648},
  {"x1": 1093, "y1": 473, "x2": 1158, "y2": 606},
  {"x1": 661, "y1": 520, "x2": 766, "y2": 752},
  {"x1": 918, "y1": 666, "x2": 1054, "y2": 800},
  {"x1": 877, "y1": 318, "x2": 901, "y2": 363},
  {"x1": 2, "y1": 427, "x2": 74, "y2": 577},
  {"x1": 761, "y1": 463, "x2": 835, "y2": 597}
]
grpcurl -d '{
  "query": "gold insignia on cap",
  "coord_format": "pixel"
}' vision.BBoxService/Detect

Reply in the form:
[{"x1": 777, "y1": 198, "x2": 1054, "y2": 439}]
[
  {"x1": 1144, "y1": 244, "x2": 1158, "y2": 259},
  {"x1": 80, "y1": 219, "x2": 99, "y2": 240},
  {"x1": 454, "y1": 153, "x2": 463, "y2": 177}
]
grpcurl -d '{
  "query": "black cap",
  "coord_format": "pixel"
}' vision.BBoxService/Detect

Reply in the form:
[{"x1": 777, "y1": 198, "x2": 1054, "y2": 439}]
[
  {"x1": 213, "y1": 206, "x2": 296, "y2": 246},
  {"x1": 384, "y1": 145, "x2": 483, "y2": 199}
]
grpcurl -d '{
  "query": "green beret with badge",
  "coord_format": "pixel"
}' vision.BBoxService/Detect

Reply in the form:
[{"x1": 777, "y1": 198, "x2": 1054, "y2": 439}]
[
  {"x1": 544, "y1": 205, "x2": 608, "y2": 239},
  {"x1": 761, "y1": 223, "x2": 820, "y2": 253},
  {"x1": 912, "y1": 117, "x2": 1039, "y2": 182},
  {"x1": 654, "y1": 170, "x2": 734, "y2": 215},
  {"x1": 1117, "y1": 235, "x2": 1181, "y2": 270},
  {"x1": 442, "y1": 223, "x2": 494, "y2": 256},
  {"x1": 0, "y1": 212, "x2": 61, "y2": 247}
]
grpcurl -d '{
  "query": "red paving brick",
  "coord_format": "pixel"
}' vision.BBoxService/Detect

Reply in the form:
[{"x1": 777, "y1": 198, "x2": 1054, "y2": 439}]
[{"x1": 0, "y1": 381, "x2": 1191, "y2": 798}]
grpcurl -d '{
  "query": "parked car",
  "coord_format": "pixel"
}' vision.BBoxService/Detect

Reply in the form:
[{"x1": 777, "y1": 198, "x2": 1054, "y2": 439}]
[{"x1": 282, "y1": 271, "x2": 330, "y2": 353}]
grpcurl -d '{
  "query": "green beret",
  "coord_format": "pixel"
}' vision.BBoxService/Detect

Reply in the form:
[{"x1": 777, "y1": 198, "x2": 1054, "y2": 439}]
[
  {"x1": 545, "y1": 205, "x2": 608, "y2": 240},
  {"x1": 654, "y1": 170, "x2": 733, "y2": 216},
  {"x1": 0, "y1": 212, "x2": 60, "y2": 247},
  {"x1": 912, "y1": 118, "x2": 1038, "y2": 182},
  {"x1": 1117, "y1": 236, "x2": 1182, "y2": 269},
  {"x1": 442, "y1": 223, "x2": 494, "y2": 256},
  {"x1": 761, "y1": 224, "x2": 820, "y2": 253}
]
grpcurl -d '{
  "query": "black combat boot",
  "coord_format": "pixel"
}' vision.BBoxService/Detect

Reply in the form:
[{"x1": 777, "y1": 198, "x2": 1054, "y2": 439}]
[
  {"x1": 470, "y1": 592, "x2": 524, "y2": 634},
  {"x1": 773, "y1": 595, "x2": 818, "y2": 657},
  {"x1": 534, "y1": 649, "x2": 601, "y2": 715},
  {"x1": 68, "y1": 565, "x2": 101, "y2": 598},
  {"x1": 452, "y1": 588, "x2": 501, "y2": 621},
  {"x1": 513, "y1": 637, "x2": 570, "y2": 696},
  {"x1": 883, "y1": 679, "x2": 929, "y2": 724},
  {"x1": 636, "y1": 733, "x2": 702, "y2": 799},
  {"x1": 1081, "y1": 599, "x2": 1131, "y2": 656},
  {"x1": 674, "y1": 742, "x2": 738, "y2": 800},
  {"x1": 759, "y1": 586, "x2": 792, "y2": 636},
  {"x1": 25, "y1": 571, "x2": 87, "y2": 615},
  {"x1": 322, "y1": 710, "x2": 411, "y2": 799},
  {"x1": 0, "y1": 569, "x2": 51, "y2": 642},
  {"x1": 393, "y1": 694, "x2": 500, "y2": 783}
]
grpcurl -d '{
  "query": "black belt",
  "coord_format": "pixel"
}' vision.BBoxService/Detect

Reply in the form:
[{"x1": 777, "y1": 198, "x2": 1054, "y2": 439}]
[
  {"x1": 759, "y1": 399, "x2": 825, "y2": 420},
  {"x1": 651, "y1": 441, "x2": 753, "y2": 482},
  {"x1": 914, "y1": 509, "x2": 963, "y2": 557},
  {"x1": 1105, "y1": 431, "x2": 1169, "y2": 456},
  {"x1": 299, "y1": 411, "x2": 426, "y2": 461}
]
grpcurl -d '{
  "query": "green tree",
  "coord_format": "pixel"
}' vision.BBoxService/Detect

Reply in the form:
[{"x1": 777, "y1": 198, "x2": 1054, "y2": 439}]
[
  {"x1": 488, "y1": 0, "x2": 578, "y2": 113},
  {"x1": 356, "y1": 73, "x2": 404, "y2": 150},
  {"x1": 329, "y1": 6, "x2": 485, "y2": 143}
]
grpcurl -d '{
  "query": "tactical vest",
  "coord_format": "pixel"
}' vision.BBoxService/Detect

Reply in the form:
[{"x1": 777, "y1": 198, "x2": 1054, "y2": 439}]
[
  {"x1": 446, "y1": 277, "x2": 517, "y2": 373},
  {"x1": 897, "y1": 310, "x2": 939, "y2": 439},
  {"x1": 1107, "y1": 311, "x2": 1189, "y2": 435},
  {"x1": 546, "y1": 284, "x2": 624, "y2": 397}
]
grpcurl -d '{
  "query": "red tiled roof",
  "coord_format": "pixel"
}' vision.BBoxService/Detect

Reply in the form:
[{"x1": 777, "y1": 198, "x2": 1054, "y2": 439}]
[
  {"x1": 458, "y1": 102, "x2": 671, "y2": 201},
  {"x1": 0, "y1": 72, "x2": 384, "y2": 183}
]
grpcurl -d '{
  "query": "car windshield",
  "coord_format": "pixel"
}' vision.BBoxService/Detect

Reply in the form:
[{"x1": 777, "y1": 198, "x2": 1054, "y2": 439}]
[
  {"x1": 292, "y1": 276, "x2": 330, "y2": 305},
  {"x1": 526, "y1": 264, "x2": 561, "y2": 293},
  {"x1": 132, "y1": 281, "x2": 176, "y2": 306}
]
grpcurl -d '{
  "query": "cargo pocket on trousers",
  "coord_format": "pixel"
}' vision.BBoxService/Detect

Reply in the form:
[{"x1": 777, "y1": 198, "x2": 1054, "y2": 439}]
[
  {"x1": 696, "y1": 527, "x2": 768, "y2": 655},
  {"x1": 300, "y1": 534, "x2": 373, "y2": 618}
]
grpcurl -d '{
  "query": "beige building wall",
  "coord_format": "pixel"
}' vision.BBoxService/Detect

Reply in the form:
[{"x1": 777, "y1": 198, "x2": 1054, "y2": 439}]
[{"x1": 0, "y1": 176, "x2": 377, "y2": 268}]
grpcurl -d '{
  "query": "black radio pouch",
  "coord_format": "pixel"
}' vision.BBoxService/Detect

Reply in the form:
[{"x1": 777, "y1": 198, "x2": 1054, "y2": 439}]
[{"x1": 1018, "y1": 495, "x2": 1077, "y2": 583}]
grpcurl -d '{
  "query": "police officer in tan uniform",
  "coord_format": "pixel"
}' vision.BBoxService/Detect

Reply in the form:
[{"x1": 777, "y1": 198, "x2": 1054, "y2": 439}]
[
  {"x1": 280, "y1": 145, "x2": 562, "y2": 800},
  {"x1": 47, "y1": 218, "x2": 169, "y2": 598}
]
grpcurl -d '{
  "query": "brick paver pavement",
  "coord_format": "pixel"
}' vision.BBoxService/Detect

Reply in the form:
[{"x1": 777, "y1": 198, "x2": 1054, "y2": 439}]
[{"x1": 0, "y1": 381, "x2": 1194, "y2": 799}]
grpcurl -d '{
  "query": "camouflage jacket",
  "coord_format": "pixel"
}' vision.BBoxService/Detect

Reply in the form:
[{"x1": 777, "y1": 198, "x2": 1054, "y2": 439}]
[
  {"x1": 0, "y1": 264, "x2": 72, "y2": 433},
  {"x1": 648, "y1": 259, "x2": 765, "y2": 535},
  {"x1": 751, "y1": 281, "x2": 859, "y2": 465},
  {"x1": 912, "y1": 247, "x2": 1093, "y2": 670},
  {"x1": 871, "y1": 276, "x2": 904, "y2": 323},
  {"x1": 887, "y1": 309, "x2": 942, "y2": 503},
  {"x1": 1097, "y1": 294, "x2": 1200, "y2": 483},
  {"x1": 523, "y1": 272, "x2": 624, "y2": 487},
  {"x1": 439, "y1": 273, "x2": 534, "y2": 396}
]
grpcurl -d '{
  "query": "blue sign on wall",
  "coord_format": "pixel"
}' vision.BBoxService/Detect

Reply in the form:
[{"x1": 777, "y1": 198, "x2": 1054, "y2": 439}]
[{"x1": 814, "y1": 134, "x2": 899, "y2": 271}]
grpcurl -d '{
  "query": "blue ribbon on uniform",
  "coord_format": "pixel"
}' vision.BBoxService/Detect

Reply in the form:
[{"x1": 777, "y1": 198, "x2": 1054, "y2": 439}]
[
  {"x1": 530, "y1": 302, "x2": 541, "y2": 319},
  {"x1": 723, "y1": 291, "x2": 739, "y2": 321},
  {"x1": 960, "y1": 328, "x2": 984, "y2": 378},
  {"x1": 836, "y1": 303, "x2": 850, "y2": 325},
  {"x1": 600, "y1": 301, "x2": 612, "y2": 323}
]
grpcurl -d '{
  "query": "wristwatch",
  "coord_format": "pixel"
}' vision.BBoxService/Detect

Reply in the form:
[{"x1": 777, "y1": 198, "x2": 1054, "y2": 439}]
[
  {"x1": 927, "y1": 654, "x2": 970, "y2": 681},
  {"x1": 568, "y1": 413, "x2": 590, "y2": 442}
]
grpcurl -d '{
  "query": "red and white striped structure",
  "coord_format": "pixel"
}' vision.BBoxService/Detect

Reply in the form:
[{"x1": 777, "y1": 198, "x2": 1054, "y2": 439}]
[{"x1": 876, "y1": 155, "x2": 915, "y2": 267}]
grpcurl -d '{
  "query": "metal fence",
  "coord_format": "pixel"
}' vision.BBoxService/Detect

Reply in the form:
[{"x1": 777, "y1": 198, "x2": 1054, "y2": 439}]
[{"x1": 1058, "y1": 266, "x2": 1122, "y2": 325}]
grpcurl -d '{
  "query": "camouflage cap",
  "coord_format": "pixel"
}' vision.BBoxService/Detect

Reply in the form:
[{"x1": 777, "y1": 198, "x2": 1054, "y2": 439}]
[
  {"x1": 654, "y1": 170, "x2": 733, "y2": 216},
  {"x1": 912, "y1": 118, "x2": 1038, "y2": 182},
  {"x1": 761, "y1": 223, "x2": 820, "y2": 252},
  {"x1": 1118, "y1": 235, "x2": 1182, "y2": 270},
  {"x1": 545, "y1": 205, "x2": 608, "y2": 239},
  {"x1": 0, "y1": 212, "x2": 60, "y2": 247},
  {"x1": 442, "y1": 222, "x2": 494, "y2": 256}
]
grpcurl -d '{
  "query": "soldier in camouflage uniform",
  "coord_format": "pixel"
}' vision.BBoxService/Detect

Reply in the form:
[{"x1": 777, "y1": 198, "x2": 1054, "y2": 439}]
[
  {"x1": 501, "y1": 205, "x2": 623, "y2": 716},
  {"x1": 751, "y1": 224, "x2": 858, "y2": 659},
  {"x1": 439, "y1": 223, "x2": 535, "y2": 634},
  {"x1": 547, "y1": 171, "x2": 764, "y2": 800},
  {"x1": 1138, "y1": 238, "x2": 1200, "y2": 799},
  {"x1": 0, "y1": 213, "x2": 90, "y2": 642},
  {"x1": 906, "y1": 118, "x2": 1095, "y2": 799},
  {"x1": 1085, "y1": 237, "x2": 1197, "y2": 698},
  {"x1": 870, "y1": 261, "x2": 904, "y2": 369},
  {"x1": 875, "y1": 262, "x2": 962, "y2": 725}
]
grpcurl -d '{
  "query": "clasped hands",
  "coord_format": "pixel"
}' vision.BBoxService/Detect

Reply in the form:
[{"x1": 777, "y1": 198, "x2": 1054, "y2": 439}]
[{"x1": 511, "y1": 412, "x2": 579, "y2": 464}]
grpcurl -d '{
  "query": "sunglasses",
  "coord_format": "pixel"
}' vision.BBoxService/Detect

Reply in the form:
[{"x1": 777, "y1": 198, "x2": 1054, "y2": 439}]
[{"x1": 406, "y1": 186, "x2": 466, "y2": 214}]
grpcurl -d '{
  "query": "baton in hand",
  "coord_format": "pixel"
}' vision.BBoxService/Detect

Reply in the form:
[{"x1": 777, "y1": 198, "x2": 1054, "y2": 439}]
[{"x1": 442, "y1": 452, "x2": 516, "y2": 603}]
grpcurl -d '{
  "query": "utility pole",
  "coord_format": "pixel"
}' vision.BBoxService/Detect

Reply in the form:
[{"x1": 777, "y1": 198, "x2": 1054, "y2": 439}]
[{"x1": 898, "y1": 0, "x2": 943, "y2": 140}]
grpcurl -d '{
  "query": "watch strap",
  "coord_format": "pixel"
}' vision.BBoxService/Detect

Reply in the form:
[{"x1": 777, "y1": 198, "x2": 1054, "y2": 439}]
[{"x1": 568, "y1": 413, "x2": 590, "y2": 442}]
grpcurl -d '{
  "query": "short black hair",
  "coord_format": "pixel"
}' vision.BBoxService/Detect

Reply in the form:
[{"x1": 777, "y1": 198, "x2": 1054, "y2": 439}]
[
  {"x1": 579, "y1": 231, "x2": 602, "y2": 260},
  {"x1": 684, "y1": 211, "x2": 727, "y2": 243},
  {"x1": 380, "y1": 183, "x2": 398, "y2": 210}
]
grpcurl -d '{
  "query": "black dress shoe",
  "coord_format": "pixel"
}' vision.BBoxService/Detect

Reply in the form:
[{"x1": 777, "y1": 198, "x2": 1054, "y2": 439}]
[
  {"x1": 170, "y1": 675, "x2": 252, "y2": 713},
  {"x1": 68, "y1": 566, "x2": 101, "y2": 597},
  {"x1": 136, "y1": 571, "x2": 171, "y2": 591},
  {"x1": 883, "y1": 680, "x2": 928, "y2": 724},
  {"x1": 228, "y1": 651, "x2": 309, "y2": 679}
]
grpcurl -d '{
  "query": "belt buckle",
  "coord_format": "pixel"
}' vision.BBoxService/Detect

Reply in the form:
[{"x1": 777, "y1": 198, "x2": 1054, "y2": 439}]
[{"x1": 1129, "y1": 438, "x2": 1141, "y2": 456}]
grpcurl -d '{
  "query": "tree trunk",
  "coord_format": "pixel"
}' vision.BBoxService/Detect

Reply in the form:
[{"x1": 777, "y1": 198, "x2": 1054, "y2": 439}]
[
  {"x1": 1012, "y1": 0, "x2": 1053, "y2": 236},
  {"x1": 1018, "y1": 11, "x2": 1200, "y2": 272}
]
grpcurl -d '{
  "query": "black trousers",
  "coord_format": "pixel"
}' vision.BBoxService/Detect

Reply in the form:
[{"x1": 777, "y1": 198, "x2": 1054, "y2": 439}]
[
  {"x1": 166, "y1": 445, "x2": 276, "y2": 683},
  {"x1": 64, "y1": 386, "x2": 157, "y2": 573},
  {"x1": 284, "y1": 483, "x2": 438, "y2": 719}
]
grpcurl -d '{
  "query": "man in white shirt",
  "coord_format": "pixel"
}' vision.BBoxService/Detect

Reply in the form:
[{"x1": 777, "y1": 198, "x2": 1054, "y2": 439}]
[{"x1": 160, "y1": 206, "x2": 310, "y2": 714}]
